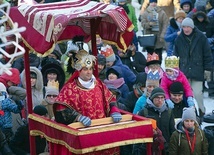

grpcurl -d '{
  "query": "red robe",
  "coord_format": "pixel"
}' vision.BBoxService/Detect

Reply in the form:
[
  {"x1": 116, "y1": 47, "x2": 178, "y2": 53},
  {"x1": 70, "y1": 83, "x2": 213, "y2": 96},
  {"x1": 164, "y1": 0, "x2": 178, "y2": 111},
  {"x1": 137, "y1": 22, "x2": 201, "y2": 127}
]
[{"x1": 51, "y1": 72, "x2": 120, "y2": 155}]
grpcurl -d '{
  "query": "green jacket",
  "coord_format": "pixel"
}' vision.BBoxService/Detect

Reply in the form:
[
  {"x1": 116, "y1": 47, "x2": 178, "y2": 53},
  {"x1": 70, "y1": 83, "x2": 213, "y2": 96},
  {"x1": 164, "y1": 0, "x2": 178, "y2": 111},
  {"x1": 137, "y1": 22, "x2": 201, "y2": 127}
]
[
  {"x1": 169, "y1": 121, "x2": 208, "y2": 155},
  {"x1": 127, "y1": 4, "x2": 138, "y2": 32}
]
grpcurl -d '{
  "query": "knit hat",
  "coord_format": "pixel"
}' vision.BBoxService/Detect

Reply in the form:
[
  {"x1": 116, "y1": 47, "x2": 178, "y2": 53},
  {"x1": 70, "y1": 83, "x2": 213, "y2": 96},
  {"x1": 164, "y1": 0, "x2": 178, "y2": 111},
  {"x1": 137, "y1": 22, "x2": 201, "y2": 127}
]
[
  {"x1": 165, "y1": 56, "x2": 179, "y2": 70},
  {"x1": 169, "y1": 82, "x2": 184, "y2": 94},
  {"x1": 146, "y1": 70, "x2": 160, "y2": 87},
  {"x1": 181, "y1": 17, "x2": 194, "y2": 29},
  {"x1": 175, "y1": 10, "x2": 186, "y2": 19},
  {"x1": 194, "y1": 0, "x2": 207, "y2": 9},
  {"x1": 45, "y1": 80, "x2": 59, "y2": 98},
  {"x1": 150, "y1": 87, "x2": 165, "y2": 100},
  {"x1": 33, "y1": 105, "x2": 48, "y2": 116},
  {"x1": 149, "y1": 0, "x2": 157, "y2": 3},
  {"x1": 101, "y1": 45, "x2": 116, "y2": 62},
  {"x1": 97, "y1": 54, "x2": 106, "y2": 66},
  {"x1": 146, "y1": 53, "x2": 161, "y2": 66},
  {"x1": 0, "y1": 82, "x2": 7, "y2": 93},
  {"x1": 182, "y1": 107, "x2": 197, "y2": 122}
]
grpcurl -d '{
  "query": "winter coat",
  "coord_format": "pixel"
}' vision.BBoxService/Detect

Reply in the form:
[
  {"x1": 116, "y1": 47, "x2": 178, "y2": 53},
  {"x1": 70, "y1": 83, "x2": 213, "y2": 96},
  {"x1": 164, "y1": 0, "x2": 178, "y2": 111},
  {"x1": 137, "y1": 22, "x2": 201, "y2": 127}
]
[
  {"x1": 174, "y1": 27, "x2": 213, "y2": 81},
  {"x1": 207, "y1": 8, "x2": 214, "y2": 18},
  {"x1": 111, "y1": 55, "x2": 136, "y2": 90},
  {"x1": 104, "y1": 66, "x2": 129, "y2": 100},
  {"x1": 164, "y1": 18, "x2": 181, "y2": 56},
  {"x1": 138, "y1": 99, "x2": 175, "y2": 143},
  {"x1": 0, "y1": 98, "x2": 22, "y2": 129},
  {"x1": 172, "y1": 100, "x2": 188, "y2": 119},
  {"x1": 21, "y1": 67, "x2": 44, "y2": 108},
  {"x1": 141, "y1": 6, "x2": 168, "y2": 49},
  {"x1": 133, "y1": 94, "x2": 147, "y2": 114},
  {"x1": 141, "y1": 0, "x2": 180, "y2": 18},
  {"x1": 119, "y1": 91, "x2": 139, "y2": 112},
  {"x1": 169, "y1": 120, "x2": 208, "y2": 155},
  {"x1": 160, "y1": 70, "x2": 193, "y2": 99},
  {"x1": 192, "y1": 11, "x2": 214, "y2": 51},
  {"x1": 127, "y1": 4, "x2": 138, "y2": 31}
]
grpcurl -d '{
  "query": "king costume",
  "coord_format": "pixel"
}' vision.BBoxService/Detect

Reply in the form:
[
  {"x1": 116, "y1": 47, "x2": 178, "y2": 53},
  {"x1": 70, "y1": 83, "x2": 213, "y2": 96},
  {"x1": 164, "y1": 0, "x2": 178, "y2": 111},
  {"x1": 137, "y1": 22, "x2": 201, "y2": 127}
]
[{"x1": 52, "y1": 50, "x2": 121, "y2": 155}]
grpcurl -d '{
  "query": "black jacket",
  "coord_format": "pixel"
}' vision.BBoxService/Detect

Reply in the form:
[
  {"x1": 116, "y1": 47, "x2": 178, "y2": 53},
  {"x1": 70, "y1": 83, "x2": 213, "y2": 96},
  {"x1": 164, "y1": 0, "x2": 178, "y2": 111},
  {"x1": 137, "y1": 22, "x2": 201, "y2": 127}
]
[{"x1": 174, "y1": 27, "x2": 213, "y2": 81}]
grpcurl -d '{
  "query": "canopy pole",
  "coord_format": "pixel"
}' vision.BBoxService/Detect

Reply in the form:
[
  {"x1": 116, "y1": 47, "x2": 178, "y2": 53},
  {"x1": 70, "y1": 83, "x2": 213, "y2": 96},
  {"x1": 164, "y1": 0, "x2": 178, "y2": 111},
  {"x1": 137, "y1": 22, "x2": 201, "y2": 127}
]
[
  {"x1": 23, "y1": 45, "x2": 36, "y2": 155},
  {"x1": 90, "y1": 18, "x2": 98, "y2": 77}
]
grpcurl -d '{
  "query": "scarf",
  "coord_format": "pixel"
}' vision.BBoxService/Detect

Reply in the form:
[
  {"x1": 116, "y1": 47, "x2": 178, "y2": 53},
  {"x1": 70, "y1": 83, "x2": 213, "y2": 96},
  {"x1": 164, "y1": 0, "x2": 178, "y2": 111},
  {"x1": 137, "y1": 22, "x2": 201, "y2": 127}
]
[
  {"x1": 166, "y1": 68, "x2": 179, "y2": 81},
  {"x1": 147, "y1": 98, "x2": 168, "y2": 113},
  {"x1": 78, "y1": 75, "x2": 96, "y2": 89},
  {"x1": 104, "y1": 78, "x2": 125, "y2": 89}
]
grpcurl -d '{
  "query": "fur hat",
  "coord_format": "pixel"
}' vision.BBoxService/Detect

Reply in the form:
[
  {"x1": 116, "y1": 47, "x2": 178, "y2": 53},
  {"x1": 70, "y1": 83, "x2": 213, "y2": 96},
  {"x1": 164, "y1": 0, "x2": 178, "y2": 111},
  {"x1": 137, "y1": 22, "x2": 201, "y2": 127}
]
[
  {"x1": 101, "y1": 45, "x2": 116, "y2": 62},
  {"x1": 182, "y1": 107, "x2": 197, "y2": 122},
  {"x1": 33, "y1": 105, "x2": 48, "y2": 116},
  {"x1": 150, "y1": 87, "x2": 165, "y2": 100},
  {"x1": 175, "y1": 10, "x2": 186, "y2": 19},
  {"x1": 181, "y1": 17, "x2": 194, "y2": 29},
  {"x1": 169, "y1": 82, "x2": 184, "y2": 94},
  {"x1": 146, "y1": 53, "x2": 161, "y2": 66}
]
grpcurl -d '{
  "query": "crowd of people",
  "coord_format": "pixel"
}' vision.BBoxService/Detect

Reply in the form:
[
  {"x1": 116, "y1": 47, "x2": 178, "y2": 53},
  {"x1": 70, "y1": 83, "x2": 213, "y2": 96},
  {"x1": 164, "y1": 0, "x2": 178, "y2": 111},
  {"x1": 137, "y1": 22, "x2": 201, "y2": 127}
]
[{"x1": 0, "y1": 0, "x2": 214, "y2": 154}]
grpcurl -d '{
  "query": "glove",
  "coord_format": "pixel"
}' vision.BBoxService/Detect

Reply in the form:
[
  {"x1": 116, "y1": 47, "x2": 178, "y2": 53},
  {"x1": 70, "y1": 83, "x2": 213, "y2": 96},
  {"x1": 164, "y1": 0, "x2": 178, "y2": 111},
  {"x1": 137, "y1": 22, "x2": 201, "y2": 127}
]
[
  {"x1": 187, "y1": 97, "x2": 195, "y2": 107},
  {"x1": 111, "y1": 112, "x2": 122, "y2": 123},
  {"x1": 166, "y1": 99, "x2": 174, "y2": 109},
  {"x1": 204, "y1": 70, "x2": 211, "y2": 82},
  {"x1": 78, "y1": 115, "x2": 91, "y2": 127}
]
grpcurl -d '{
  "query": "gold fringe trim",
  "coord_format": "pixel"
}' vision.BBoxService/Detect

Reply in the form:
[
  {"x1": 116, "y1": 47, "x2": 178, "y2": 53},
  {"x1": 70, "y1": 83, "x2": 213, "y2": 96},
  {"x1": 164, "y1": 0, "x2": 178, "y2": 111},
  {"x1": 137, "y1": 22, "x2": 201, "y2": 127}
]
[
  {"x1": 29, "y1": 114, "x2": 152, "y2": 135},
  {"x1": 30, "y1": 130, "x2": 153, "y2": 154}
]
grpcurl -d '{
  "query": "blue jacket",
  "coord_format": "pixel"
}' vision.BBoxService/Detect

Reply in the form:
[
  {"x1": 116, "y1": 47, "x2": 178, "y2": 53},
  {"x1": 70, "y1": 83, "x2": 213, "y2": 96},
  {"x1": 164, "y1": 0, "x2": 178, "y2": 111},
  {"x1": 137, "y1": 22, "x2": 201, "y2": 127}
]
[
  {"x1": 133, "y1": 94, "x2": 147, "y2": 114},
  {"x1": 0, "y1": 96, "x2": 22, "y2": 129},
  {"x1": 164, "y1": 18, "x2": 180, "y2": 56}
]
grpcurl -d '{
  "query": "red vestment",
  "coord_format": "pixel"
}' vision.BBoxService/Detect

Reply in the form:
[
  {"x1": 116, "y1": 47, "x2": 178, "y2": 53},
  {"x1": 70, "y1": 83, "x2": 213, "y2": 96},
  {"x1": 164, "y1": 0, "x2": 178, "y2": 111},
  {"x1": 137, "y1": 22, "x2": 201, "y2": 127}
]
[{"x1": 52, "y1": 72, "x2": 120, "y2": 155}]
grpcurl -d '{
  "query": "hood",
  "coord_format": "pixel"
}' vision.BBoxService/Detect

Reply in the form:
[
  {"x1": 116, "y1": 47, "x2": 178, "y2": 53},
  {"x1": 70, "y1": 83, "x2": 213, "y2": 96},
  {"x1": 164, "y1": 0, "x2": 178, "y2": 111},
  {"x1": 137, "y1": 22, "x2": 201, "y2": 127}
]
[
  {"x1": 106, "y1": 66, "x2": 123, "y2": 79},
  {"x1": 180, "y1": 0, "x2": 193, "y2": 9},
  {"x1": 21, "y1": 66, "x2": 44, "y2": 91}
]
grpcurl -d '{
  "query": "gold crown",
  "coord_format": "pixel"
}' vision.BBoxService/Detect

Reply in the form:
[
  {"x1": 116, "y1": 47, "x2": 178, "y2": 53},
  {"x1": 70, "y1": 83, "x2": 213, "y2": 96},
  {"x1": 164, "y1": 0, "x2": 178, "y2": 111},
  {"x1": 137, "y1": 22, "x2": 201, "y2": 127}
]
[
  {"x1": 47, "y1": 80, "x2": 59, "y2": 90},
  {"x1": 165, "y1": 56, "x2": 179, "y2": 69},
  {"x1": 73, "y1": 50, "x2": 96, "y2": 71}
]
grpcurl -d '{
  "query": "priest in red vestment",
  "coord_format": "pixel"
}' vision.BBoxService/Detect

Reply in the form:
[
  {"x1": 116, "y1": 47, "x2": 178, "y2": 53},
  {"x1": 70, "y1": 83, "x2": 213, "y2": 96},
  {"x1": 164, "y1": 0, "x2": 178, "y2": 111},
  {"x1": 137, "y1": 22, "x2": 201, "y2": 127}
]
[{"x1": 52, "y1": 50, "x2": 122, "y2": 155}]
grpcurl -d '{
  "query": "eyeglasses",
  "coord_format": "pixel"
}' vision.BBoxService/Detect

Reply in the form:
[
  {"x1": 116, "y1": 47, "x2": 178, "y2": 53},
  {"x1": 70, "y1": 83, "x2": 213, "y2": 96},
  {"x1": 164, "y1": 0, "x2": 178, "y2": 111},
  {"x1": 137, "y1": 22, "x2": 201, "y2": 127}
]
[
  {"x1": 47, "y1": 95, "x2": 57, "y2": 98},
  {"x1": 154, "y1": 96, "x2": 165, "y2": 100}
]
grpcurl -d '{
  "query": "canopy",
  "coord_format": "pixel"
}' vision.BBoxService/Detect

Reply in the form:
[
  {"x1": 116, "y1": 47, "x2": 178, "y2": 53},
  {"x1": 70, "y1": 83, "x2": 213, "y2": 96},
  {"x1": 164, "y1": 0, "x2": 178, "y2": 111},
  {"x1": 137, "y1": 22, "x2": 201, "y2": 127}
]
[{"x1": 9, "y1": 0, "x2": 134, "y2": 55}]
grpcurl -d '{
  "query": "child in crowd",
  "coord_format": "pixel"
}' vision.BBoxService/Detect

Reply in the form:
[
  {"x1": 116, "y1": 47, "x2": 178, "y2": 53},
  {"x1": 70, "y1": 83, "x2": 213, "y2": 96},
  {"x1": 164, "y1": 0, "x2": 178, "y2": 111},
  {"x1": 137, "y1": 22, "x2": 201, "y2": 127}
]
[
  {"x1": 145, "y1": 53, "x2": 164, "y2": 80},
  {"x1": 133, "y1": 70, "x2": 160, "y2": 114},
  {"x1": 160, "y1": 56, "x2": 194, "y2": 108}
]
